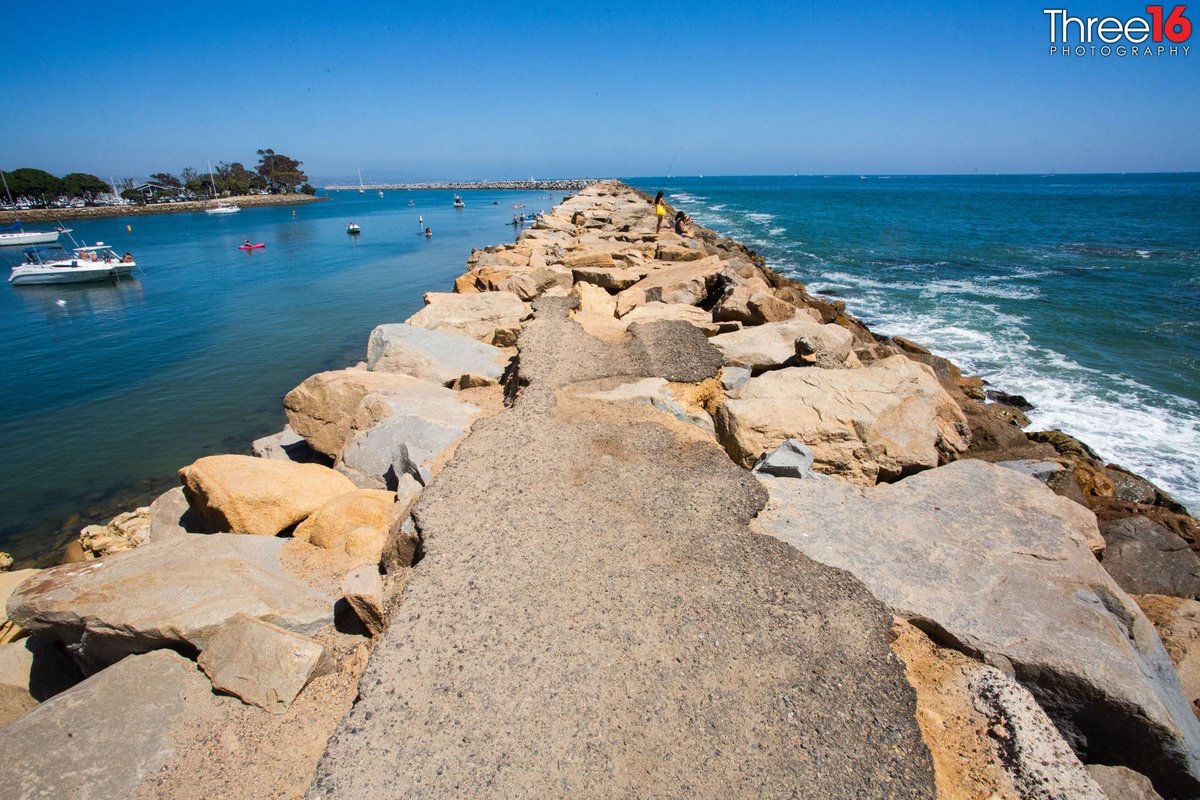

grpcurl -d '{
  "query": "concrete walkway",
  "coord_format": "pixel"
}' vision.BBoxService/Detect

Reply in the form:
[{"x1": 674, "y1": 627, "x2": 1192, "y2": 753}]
[{"x1": 308, "y1": 299, "x2": 935, "y2": 798}]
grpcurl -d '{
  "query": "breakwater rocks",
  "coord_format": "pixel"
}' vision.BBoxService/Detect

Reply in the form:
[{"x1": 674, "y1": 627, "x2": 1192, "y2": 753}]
[
  {"x1": 1, "y1": 180, "x2": 1199, "y2": 798},
  {"x1": 0, "y1": 193, "x2": 323, "y2": 224},
  {"x1": 324, "y1": 178, "x2": 594, "y2": 191}
]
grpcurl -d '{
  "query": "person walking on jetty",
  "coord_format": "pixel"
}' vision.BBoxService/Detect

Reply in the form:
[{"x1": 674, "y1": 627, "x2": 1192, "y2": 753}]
[{"x1": 653, "y1": 191, "x2": 668, "y2": 233}]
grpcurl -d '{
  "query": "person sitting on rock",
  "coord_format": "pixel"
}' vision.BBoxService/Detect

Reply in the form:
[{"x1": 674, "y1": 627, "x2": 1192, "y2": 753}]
[{"x1": 674, "y1": 211, "x2": 692, "y2": 237}]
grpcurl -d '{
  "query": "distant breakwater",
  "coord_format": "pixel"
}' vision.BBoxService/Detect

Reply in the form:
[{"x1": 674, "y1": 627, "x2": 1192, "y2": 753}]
[
  {"x1": 0, "y1": 194, "x2": 325, "y2": 224},
  {"x1": 323, "y1": 179, "x2": 596, "y2": 192}
]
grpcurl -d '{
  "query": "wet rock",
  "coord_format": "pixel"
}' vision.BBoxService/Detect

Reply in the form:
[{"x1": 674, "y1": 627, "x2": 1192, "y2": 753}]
[
  {"x1": 1099, "y1": 516, "x2": 1200, "y2": 598},
  {"x1": 0, "y1": 650, "x2": 223, "y2": 799},
  {"x1": 406, "y1": 291, "x2": 532, "y2": 347},
  {"x1": 7, "y1": 534, "x2": 332, "y2": 670},
  {"x1": 366, "y1": 323, "x2": 510, "y2": 388},
  {"x1": 1105, "y1": 465, "x2": 1191, "y2": 514},
  {"x1": 716, "y1": 356, "x2": 969, "y2": 483},
  {"x1": 198, "y1": 613, "x2": 333, "y2": 714},
  {"x1": 985, "y1": 389, "x2": 1035, "y2": 411},
  {"x1": 180, "y1": 454, "x2": 356, "y2": 535},
  {"x1": 754, "y1": 460, "x2": 1200, "y2": 796}
]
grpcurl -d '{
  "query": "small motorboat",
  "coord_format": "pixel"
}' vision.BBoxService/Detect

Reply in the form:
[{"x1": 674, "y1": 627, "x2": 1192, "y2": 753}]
[
  {"x1": 9, "y1": 245, "x2": 124, "y2": 286},
  {"x1": 238, "y1": 242, "x2": 266, "y2": 250},
  {"x1": 72, "y1": 243, "x2": 136, "y2": 276},
  {"x1": 347, "y1": 223, "x2": 361, "y2": 235},
  {"x1": 453, "y1": 195, "x2": 465, "y2": 209},
  {"x1": 378, "y1": 191, "x2": 384, "y2": 198}
]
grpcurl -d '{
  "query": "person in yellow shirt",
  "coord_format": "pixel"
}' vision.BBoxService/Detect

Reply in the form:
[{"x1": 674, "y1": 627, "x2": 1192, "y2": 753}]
[{"x1": 653, "y1": 191, "x2": 668, "y2": 233}]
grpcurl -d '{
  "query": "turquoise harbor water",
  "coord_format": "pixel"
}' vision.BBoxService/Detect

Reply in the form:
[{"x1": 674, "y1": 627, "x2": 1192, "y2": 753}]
[
  {"x1": 634, "y1": 174, "x2": 1199, "y2": 513},
  {"x1": 0, "y1": 190, "x2": 558, "y2": 561}
]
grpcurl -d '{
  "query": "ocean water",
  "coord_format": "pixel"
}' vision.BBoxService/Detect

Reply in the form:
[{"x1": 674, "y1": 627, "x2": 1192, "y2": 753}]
[
  {"x1": 0, "y1": 190, "x2": 558, "y2": 561},
  {"x1": 632, "y1": 174, "x2": 1199, "y2": 513}
]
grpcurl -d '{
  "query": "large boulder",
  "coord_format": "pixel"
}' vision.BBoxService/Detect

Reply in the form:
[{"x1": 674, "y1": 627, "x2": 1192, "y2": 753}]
[
  {"x1": 614, "y1": 256, "x2": 724, "y2": 315},
  {"x1": 1137, "y1": 594, "x2": 1200, "y2": 717},
  {"x1": 620, "y1": 302, "x2": 719, "y2": 335},
  {"x1": 1100, "y1": 516, "x2": 1200, "y2": 599},
  {"x1": 569, "y1": 264, "x2": 649, "y2": 290},
  {"x1": 294, "y1": 489, "x2": 396, "y2": 564},
  {"x1": 0, "y1": 636, "x2": 82, "y2": 728},
  {"x1": 6, "y1": 534, "x2": 332, "y2": 671},
  {"x1": 754, "y1": 460, "x2": 1200, "y2": 797},
  {"x1": 283, "y1": 369, "x2": 430, "y2": 457},
  {"x1": 0, "y1": 650, "x2": 223, "y2": 799},
  {"x1": 337, "y1": 388, "x2": 480, "y2": 487},
  {"x1": 366, "y1": 323, "x2": 510, "y2": 388},
  {"x1": 716, "y1": 356, "x2": 969, "y2": 483},
  {"x1": 197, "y1": 613, "x2": 333, "y2": 714},
  {"x1": 709, "y1": 318, "x2": 855, "y2": 372},
  {"x1": 569, "y1": 281, "x2": 617, "y2": 318},
  {"x1": 712, "y1": 284, "x2": 798, "y2": 326},
  {"x1": 405, "y1": 291, "x2": 532, "y2": 347},
  {"x1": 251, "y1": 425, "x2": 327, "y2": 464},
  {"x1": 577, "y1": 378, "x2": 714, "y2": 435},
  {"x1": 180, "y1": 454, "x2": 356, "y2": 535}
]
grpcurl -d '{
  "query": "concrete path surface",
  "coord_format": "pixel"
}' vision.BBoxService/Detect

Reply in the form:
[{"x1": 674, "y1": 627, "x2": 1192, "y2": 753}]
[{"x1": 308, "y1": 299, "x2": 935, "y2": 798}]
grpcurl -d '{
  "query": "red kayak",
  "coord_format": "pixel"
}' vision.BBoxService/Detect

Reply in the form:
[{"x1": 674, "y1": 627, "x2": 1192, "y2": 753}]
[{"x1": 238, "y1": 243, "x2": 265, "y2": 250}]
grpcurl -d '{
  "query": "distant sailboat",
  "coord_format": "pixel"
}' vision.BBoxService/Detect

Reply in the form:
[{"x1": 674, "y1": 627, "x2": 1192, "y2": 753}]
[
  {"x1": 204, "y1": 161, "x2": 240, "y2": 215},
  {"x1": 358, "y1": 169, "x2": 366, "y2": 195},
  {"x1": 378, "y1": 190, "x2": 384, "y2": 198}
]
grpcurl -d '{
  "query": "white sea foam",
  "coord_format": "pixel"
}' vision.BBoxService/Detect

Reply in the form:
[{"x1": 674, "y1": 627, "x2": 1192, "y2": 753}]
[
  {"x1": 768, "y1": 227, "x2": 787, "y2": 236},
  {"x1": 746, "y1": 212, "x2": 775, "y2": 223}
]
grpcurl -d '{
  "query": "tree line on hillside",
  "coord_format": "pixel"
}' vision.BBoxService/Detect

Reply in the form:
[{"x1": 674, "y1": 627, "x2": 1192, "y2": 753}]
[{"x1": 1, "y1": 149, "x2": 314, "y2": 209}]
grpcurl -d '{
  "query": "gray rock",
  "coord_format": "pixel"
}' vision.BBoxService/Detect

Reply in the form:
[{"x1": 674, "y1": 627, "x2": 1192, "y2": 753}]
[
  {"x1": 996, "y1": 458, "x2": 1066, "y2": 484},
  {"x1": 251, "y1": 425, "x2": 328, "y2": 465},
  {"x1": 1100, "y1": 516, "x2": 1200, "y2": 599},
  {"x1": 1088, "y1": 765, "x2": 1165, "y2": 800},
  {"x1": 578, "y1": 378, "x2": 714, "y2": 435},
  {"x1": 626, "y1": 320, "x2": 724, "y2": 383},
  {"x1": 7, "y1": 534, "x2": 333, "y2": 671},
  {"x1": 338, "y1": 393, "x2": 477, "y2": 487},
  {"x1": 198, "y1": 613, "x2": 333, "y2": 714},
  {"x1": 752, "y1": 438, "x2": 814, "y2": 478},
  {"x1": 0, "y1": 636, "x2": 82, "y2": 728},
  {"x1": 753, "y1": 459, "x2": 1200, "y2": 796},
  {"x1": 148, "y1": 485, "x2": 206, "y2": 539},
  {"x1": 366, "y1": 323, "x2": 510, "y2": 387},
  {"x1": 720, "y1": 366, "x2": 751, "y2": 394},
  {"x1": 341, "y1": 566, "x2": 386, "y2": 636},
  {"x1": 0, "y1": 650, "x2": 222, "y2": 799}
]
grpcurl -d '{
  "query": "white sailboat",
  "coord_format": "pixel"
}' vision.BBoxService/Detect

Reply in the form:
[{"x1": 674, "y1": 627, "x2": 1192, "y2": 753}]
[
  {"x1": 0, "y1": 168, "x2": 70, "y2": 246},
  {"x1": 204, "y1": 161, "x2": 240, "y2": 215},
  {"x1": 358, "y1": 169, "x2": 366, "y2": 195}
]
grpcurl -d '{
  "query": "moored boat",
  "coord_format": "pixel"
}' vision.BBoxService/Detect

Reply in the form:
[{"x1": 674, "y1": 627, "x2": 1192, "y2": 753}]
[
  {"x1": 453, "y1": 195, "x2": 465, "y2": 209},
  {"x1": 347, "y1": 223, "x2": 361, "y2": 234},
  {"x1": 0, "y1": 222, "x2": 72, "y2": 247},
  {"x1": 8, "y1": 245, "x2": 130, "y2": 286}
]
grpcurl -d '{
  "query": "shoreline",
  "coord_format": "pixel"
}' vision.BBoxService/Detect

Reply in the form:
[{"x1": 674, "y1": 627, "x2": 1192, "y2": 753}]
[{"x1": 0, "y1": 193, "x2": 325, "y2": 224}]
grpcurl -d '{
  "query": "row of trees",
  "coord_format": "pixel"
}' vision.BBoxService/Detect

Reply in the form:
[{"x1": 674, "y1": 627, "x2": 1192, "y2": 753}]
[
  {"x1": 140, "y1": 149, "x2": 313, "y2": 200},
  {"x1": 2, "y1": 149, "x2": 314, "y2": 207},
  {"x1": 0, "y1": 168, "x2": 112, "y2": 203}
]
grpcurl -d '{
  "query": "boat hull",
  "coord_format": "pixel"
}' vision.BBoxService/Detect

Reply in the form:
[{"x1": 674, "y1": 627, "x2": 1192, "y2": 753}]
[
  {"x1": 9, "y1": 265, "x2": 117, "y2": 285},
  {"x1": 0, "y1": 231, "x2": 61, "y2": 246}
]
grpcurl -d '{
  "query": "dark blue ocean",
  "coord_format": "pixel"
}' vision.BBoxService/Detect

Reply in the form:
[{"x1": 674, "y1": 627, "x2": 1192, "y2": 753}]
[
  {"x1": 0, "y1": 190, "x2": 558, "y2": 562},
  {"x1": 633, "y1": 175, "x2": 1199, "y2": 514}
]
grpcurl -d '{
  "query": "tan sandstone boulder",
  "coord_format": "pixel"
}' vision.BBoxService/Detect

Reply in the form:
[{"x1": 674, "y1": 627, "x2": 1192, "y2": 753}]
[
  {"x1": 715, "y1": 355, "x2": 969, "y2": 482},
  {"x1": 283, "y1": 369, "x2": 425, "y2": 457},
  {"x1": 179, "y1": 455, "x2": 356, "y2": 535},
  {"x1": 570, "y1": 281, "x2": 617, "y2": 318},
  {"x1": 619, "y1": 302, "x2": 718, "y2": 335},
  {"x1": 294, "y1": 489, "x2": 396, "y2": 564},
  {"x1": 614, "y1": 256, "x2": 724, "y2": 316},
  {"x1": 710, "y1": 318, "x2": 857, "y2": 372},
  {"x1": 406, "y1": 291, "x2": 532, "y2": 346}
]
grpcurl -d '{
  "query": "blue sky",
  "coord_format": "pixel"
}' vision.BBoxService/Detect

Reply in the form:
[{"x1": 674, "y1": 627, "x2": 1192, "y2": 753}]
[{"x1": 2, "y1": 0, "x2": 1197, "y2": 181}]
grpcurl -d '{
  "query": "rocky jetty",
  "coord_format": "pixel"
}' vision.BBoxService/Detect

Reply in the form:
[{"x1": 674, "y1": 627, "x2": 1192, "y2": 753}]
[
  {"x1": 0, "y1": 180, "x2": 1197, "y2": 799},
  {"x1": 0, "y1": 192, "x2": 322, "y2": 224}
]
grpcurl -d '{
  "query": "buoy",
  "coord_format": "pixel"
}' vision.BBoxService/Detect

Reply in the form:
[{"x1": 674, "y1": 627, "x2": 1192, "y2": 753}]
[{"x1": 126, "y1": 224, "x2": 132, "y2": 233}]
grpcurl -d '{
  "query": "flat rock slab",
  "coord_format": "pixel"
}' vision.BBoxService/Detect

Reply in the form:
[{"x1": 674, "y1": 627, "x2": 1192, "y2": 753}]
[
  {"x1": 308, "y1": 304, "x2": 934, "y2": 799},
  {"x1": 1100, "y1": 516, "x2": 1200, "y2": 599},
  {"x1": 198, "y1": 613, "x2": 333, "y2": 714},
  {"x1": 7, "y1": 534, "x2": 333, "y2": 671},
  {"x1": 754, "y1": 459, "x2": 1200, "y2": 796},
  {"x1": 0, "y1": 650, "x2": 222, "y2": 800},
  {"x1": 366, "y1": 323, "x2": 511, "y2": 387}
]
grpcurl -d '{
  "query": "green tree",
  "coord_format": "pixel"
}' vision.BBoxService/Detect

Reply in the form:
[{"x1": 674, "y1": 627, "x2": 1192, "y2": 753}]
[
  {"x1": 150, "y1": 172, "x2": 182, "y2": 189},
  {"x1": 62, "y1": 173, "x2": 110, "y2": 200},
  {"x1": 120, "y1": 188, "x2": 146, "y2": 205},
  {"x1": 300, "y1": 183, "x2": 316, "y2": 195},
  {"x1": 255, "y1": 148, "x2": 308, "y2": 193},
  {"x1": 216, "y1": 161, "x2": 256, "y2": 196},
  {"x1": 2, "y1": 168, "x2": 66, "y2": 203}
]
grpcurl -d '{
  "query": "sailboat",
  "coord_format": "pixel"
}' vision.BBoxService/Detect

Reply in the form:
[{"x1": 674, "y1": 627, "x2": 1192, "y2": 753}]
[
  {"x1": 358, "y1": 169, "x2": 366, "y2": 195},
  {"x1": 204, "y1": 161, "x2": 240, "y2": 215},
  {"x1": 0, "y1": 168, "x2": 70, "y2": 246}
]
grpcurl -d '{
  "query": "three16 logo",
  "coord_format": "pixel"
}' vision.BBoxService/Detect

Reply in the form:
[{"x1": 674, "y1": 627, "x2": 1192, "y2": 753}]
[{"x1": 1045, "y1": 5, "x2": 1192, "y2": 56}]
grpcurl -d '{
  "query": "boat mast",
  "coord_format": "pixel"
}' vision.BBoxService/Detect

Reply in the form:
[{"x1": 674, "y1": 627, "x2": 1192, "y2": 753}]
[{"x1": 208, "y1": 161, "x2": 218, "y2": 201}]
